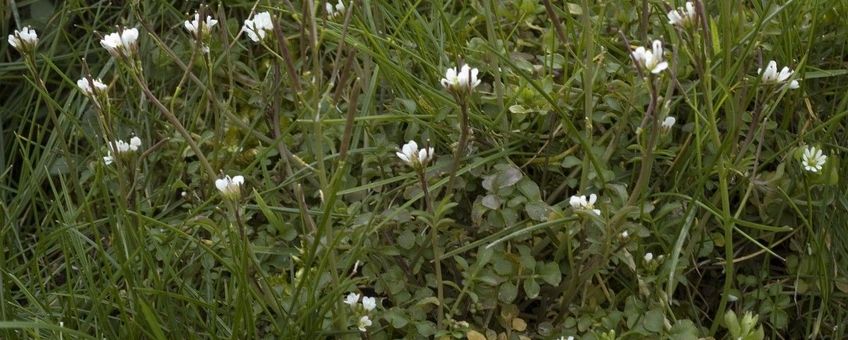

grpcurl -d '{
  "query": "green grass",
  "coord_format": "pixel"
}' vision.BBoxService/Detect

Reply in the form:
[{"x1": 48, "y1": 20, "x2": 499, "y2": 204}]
[{"x1": 2, "y1": 0, "x2": 847, "y2": 339}]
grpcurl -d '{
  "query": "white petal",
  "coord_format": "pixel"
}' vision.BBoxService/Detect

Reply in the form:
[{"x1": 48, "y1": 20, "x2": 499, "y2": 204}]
[
  {"x1": 129, "y1": 136, "x2": 142, "y2": 150},
  {"x1": 763, "y1": 61, "x2": 778, "y2": 81},
  {"x1": 215, "y1": 178, "x2": 228, "y2": 192},
  {"x1": 777, "y1": 66, "x2": 793, "y2": 82},
  {"x1": 588, "y1": 194, "x2": 597, "y2": 205},
  {"x1": 232, "y1": 175, "x2": 244, "y2": 185},
  {"x1": 403, "y1": 140, "x2": 418, "y2": 155},
  {"x1": 652, "y1": 62, "x2": 668, "y2": 74},
  {"x1": 362, "y1": 296, "x2": 376, "y2": 311},
  {"x1": 396, "y1": 152, "x2": 410, "y2": 163},
  {"x1": 652, "y1": 40, "x2": 663, "y2": 57}
]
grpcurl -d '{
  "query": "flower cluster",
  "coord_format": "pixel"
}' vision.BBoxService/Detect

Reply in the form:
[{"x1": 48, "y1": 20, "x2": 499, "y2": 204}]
[
  {"x1": 104, "y1": 137, "x2": 142, "y2": 165},
  {"x1": 242, "y1": 12, "x2": 274, "y2": 43},
  {"x1": 215, "y1": 175, "x2": 245, "y2": 200},
  {"x1": 101, "y1": 27, "x2": 139, "y2": 59},
  {"x1": 758, "y1": 60, "x2": 800, "y2": 89},
  {"x1": 343, "y1": 293, "x2": 378, "y2": 332},
  {"x1": 569, "y1": 193, "x2": 600, "y2": 216},
  {"x1": 643, "y1": 252, "x2": 665, "y2": 271},
  {"x1": 667, "y1": 2, "x2": 697, "y2": 27},
  {"x1": 184, "y1": 12, "x2": 218, "y2": 39},
  {"x1": 631, "y1": 40, "x2": 668, "y2": 74},
  {"x1": 8, "y1": 27, "x2": 38, "y2": 53},
  {"x1": 326, "y1": 1, "x2": 347, "y2": 18},
  {"x1": 76, "y1": 77, "x2": 108, "y2": 98},
  {"x1": 801, "y1": 146, "x2": 827, "y2": 173},
  {"x1": 396, "y1": 140, "x2": 434, "y2": 169},
  {"x1": 440, "y1": 64, "x2": 481, "y2": 94}
]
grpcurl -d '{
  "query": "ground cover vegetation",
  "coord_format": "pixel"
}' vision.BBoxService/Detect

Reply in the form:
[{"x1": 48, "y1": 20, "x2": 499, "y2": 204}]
[{"x1": 2, "y1": 0, "x2": 848, "y2": 338}]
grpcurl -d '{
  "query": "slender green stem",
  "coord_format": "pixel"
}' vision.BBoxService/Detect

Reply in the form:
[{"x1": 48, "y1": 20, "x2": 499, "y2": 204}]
[
  {"x1": 447, "y1": 96, "x2": 470, "y2": 193},
  {"x1": 127, "y1": 63, "x2": 216, "y2": 181},
  {"x1": 417, "y1": 167, "x2": 443, "y2": 327}
]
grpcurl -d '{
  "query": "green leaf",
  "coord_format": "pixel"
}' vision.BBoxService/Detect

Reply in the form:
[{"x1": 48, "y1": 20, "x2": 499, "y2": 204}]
[
  {"x1": 493, "y1": 257, "x2": 514, "y2": 275},
  {"x1": 137, "y1": 299, "x2": 168, "y2": 340},
  {"x1": 525, "y1": 201, "x2": 549, "y2": 221},
  {"x1": 724, "y1": 310, "x2": 741, "y2": 337},
  {"x1": 642, "y1": 309, "x2": 664, "y2": 333},
  {"x1": 669, "y1": 320, "x2": 699, "y2": 340},
  {"x1": 523, "y1": 278, "x2": 540, "y2": 299},
  {"x1": 398, "y1": 230, "x2": 416, "y2": 250},
  {"x1": 482, "y1": 194, "x2": 501, "y2": 209},
  {"x1": 383, "y1": 307, "x2": 410, "y2": 328},
  {"x1": 517, "y1": 178, "x2": 541, "y2": 201},
  {"x1": 538, "y1": 262, "x2": 562, "y2": 286},
  {"x1": 253, "y1": 190, "x2": 294, "y2": 240},
  {"x1": 415, "y1": 321, "x2": 437, "y2": 337},
  {"x1": 498, "y1": 281, "x2": 518, "y2": 303}
]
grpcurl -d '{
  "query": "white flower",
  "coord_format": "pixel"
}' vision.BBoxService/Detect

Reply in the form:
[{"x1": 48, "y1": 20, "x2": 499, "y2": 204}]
[
  {"x1": 343, "y1": 292, "x2": 360, "y2": 307},
  {"x1": 569, "y1": 193, "x2": 600, "y2": 216},
  {"x1": 184, "y1": 12, "x2": 218, "y2": 37},
  {"x1": 361, "y1": 296, "x2": 377, "y2": 311},
  {"x1": 558, "y1": 337, "x2": 575, "y2": 340},
  {"x1": 100, "y1": 27, "x2": 139, "y2": 58},
  {"x1": 76, "y1": 77, "x2": 108, "y2": 97},
  {"x1": 667, "y1": 2, "x2": 696, "y2": 27},
  {"x1": 103, "y1": 137, "x2": 142, "y2": 165},
  {"x1": 758, "y1": 60, "x2": 800, "y2": 89},
  {"x1": 357, "y1": 315, "x2": 372, "y2": 332},
  {"x1": 325, "y1": 1, "x2": 346, "y2": 18},
  {"x1": 661, "y1": 116, "x2": 676, "y2": 129},
  {"x1": 440, "y1": 64, "x2": 481, "y2": 93},
  {"x1": 801, "y1": 146, "x2": 827, "y2": 173},
  {"x1": 631, "y1": 40, "x2": 668, "y2": 74},
  {"x1": 620, "y1": 230, "x2": 629, "y2": 239},
  {"x1": 644, "y1": 252, "x2": 654, "y2": 262},
  {"x1": 8, "y1": 26, "x2": 38, "y2": 52},
  {"x1": 242, "y1": 11, "x2": 274, "y2": 42},
  {"x1": 215, "y1": 175, "x2": 244, "y2": 199},
  {"x1": 396, "y1": 140, "x2": 434, "y2": 168}
]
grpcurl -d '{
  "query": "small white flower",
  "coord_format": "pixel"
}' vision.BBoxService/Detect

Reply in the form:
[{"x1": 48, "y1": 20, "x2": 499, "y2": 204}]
[
  {"x1": 661, "y1": 116, "x2": 676, "y2": 129},
  {"x1": 667, "y1": 2, "x2": 696, "y2": 27},
  {"x1": 242, "y1": 11, "x2": 274, "y2": 42},
  {"x1": 76, "y1": 77, "x2": 108, "y2": 97},
  {"x1": 215, "y1": 175, "x2": 244, "y2": 199},
  {"x1": 569, "y1": 193, "x2": 600, "y2": 216},
  {"x1": 801, "y1": 146, "x2": 827, "y2": 173},
  {"x1": 325, "y1": 1, "x2": 346, "y2": 18},
  {"x1": 758, "y1": 60, "x2": 800, "y2": 89},
  {"x1": 396, "y1": 140, "x2": 434, "y2": 168},
  {"x1": 103, "y1": 137, "x2": 142, "y2": 165},
  {"x1": 357, "y1": 315, "x2": 372, "y2": 332},
  {"x1": 620, "y1": 230, "x2": 629, "y2": 239},
  {"x1": 361, "y1": 296, "x2": 377, "y2": 311},
  {"x1": 644, "y1": 252, "x2": 654, "y2": 262},
  {"x1": 343, "y1": 292, "x2": 360, "y2": 307},
  {"x1": 8, "y1": 26, "x2": 38, "y2": 53},
  {"x1": 184, "y1": 12, "x2": 218, "y2": 37},
  {"x1": 631, "y1": 40, "x2": 668, "y2": 74},
  {"x1": 100, "y1": 27, "x2": 139, "y2": 58},
  {"x1": 440, "y1": 64, "x2": 481, "y2": 93},
  {"x1": 558, "y1": 337, "x2": 575, "y2": 340}
]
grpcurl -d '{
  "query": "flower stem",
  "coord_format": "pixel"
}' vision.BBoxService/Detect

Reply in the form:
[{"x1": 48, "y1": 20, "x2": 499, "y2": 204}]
[
  {"x1": 447, "y1": 96, "x2": 470, "y2": 192},
  {"x1": 417, "y1": 167, "x2": 444, "y2": 328},
  {"x1": 128, "y1": 65, "x2": 216, "y2": 182}
]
